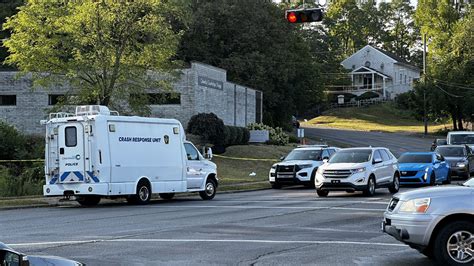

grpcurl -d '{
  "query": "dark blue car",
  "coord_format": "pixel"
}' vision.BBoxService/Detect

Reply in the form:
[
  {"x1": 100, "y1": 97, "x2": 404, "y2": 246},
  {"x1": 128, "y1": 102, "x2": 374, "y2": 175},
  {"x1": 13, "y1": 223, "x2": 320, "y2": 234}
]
[{"x1": 398, "y1": 152, "x2": 451, "y2": 185}]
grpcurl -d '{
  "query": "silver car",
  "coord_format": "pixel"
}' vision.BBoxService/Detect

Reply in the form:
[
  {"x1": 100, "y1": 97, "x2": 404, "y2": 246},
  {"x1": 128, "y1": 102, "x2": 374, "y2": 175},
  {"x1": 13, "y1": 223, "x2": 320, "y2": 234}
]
[{"x1": 382, "y1": 179, "x2": 474, "y2": 265}]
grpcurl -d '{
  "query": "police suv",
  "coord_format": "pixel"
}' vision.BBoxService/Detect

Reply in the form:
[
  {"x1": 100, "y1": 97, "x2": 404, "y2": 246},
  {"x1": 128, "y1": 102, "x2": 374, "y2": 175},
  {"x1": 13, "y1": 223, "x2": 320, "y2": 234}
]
[
  {"x1": 42, "y1": 105, "x2": 218, "y2": 206},
  {"x1": 269, "y1": 145, "x2": 338, "y2": 189}
]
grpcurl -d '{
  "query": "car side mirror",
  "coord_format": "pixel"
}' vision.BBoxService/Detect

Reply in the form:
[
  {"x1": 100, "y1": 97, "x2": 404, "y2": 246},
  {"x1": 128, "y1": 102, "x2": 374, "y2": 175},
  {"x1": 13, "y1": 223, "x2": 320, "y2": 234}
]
[
  {"x1": 280, "y1": 156, "x2": 285, "y2": 161},
  {"x1": 323, "y1": 159, "x2": 328, "y2": 163},
  {"x1": 3, "y1": 250, "x2": 28, "y2": 266},
  {"x1": 373, "y1": 158, "x2": 383, "y2": 164},
  {"x1": 323, "y1": 156, "x2": 329, "y2": 160}
]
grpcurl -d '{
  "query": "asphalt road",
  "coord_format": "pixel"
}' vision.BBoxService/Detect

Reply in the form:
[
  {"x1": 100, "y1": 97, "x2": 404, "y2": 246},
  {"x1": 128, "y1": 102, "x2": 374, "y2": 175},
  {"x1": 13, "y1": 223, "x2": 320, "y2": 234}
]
[
  {"x1": 1, "y1": 187, "x2": 437, "y2": 266},
  {"x1": 303, "y1": 127, "x2": 434, "y2": 156}
]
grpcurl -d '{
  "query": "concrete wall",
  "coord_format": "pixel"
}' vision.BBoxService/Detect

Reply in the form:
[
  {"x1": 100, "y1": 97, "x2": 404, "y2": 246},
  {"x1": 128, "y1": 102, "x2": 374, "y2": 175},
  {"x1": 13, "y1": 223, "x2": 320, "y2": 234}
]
[{"x1": 0, "y1": 62, "x2": 261, "y2": 135}]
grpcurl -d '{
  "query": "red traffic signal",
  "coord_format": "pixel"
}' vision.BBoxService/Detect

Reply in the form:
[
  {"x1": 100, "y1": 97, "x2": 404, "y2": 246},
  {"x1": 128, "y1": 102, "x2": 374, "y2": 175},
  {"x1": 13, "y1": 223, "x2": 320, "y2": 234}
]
[{"x1": 285, "y1": 8, "x2": 323, "y2": 23}]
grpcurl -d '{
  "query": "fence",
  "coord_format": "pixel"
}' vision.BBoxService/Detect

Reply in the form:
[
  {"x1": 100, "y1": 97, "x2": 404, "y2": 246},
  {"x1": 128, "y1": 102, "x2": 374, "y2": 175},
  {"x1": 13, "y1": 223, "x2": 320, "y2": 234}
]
[{"x1": 329, "y1": 98, "x2": 391, "y2": 109}]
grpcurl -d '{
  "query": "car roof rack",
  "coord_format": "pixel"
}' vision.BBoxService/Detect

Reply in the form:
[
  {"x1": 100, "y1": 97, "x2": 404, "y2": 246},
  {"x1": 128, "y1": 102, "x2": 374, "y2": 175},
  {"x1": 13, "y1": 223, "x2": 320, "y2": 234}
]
[{"x1": 297, "y1": 144, "x2": 328, "y2": 148}]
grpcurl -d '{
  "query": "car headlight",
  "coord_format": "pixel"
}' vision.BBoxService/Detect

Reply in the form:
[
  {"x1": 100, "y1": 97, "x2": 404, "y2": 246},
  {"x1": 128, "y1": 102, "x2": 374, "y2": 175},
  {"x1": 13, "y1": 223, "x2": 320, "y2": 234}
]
[
  {"x1": 271, "y1": 165, "x2": 277, "y2": 170},
  {"x1": 456, "y1": 162, "x2": 466, "y2": 168},
  {"x1": 299, "y1": 164, "x2": 313, "y2": 169},
  {"x1": 351, "y1": 167, "x2": 366, "y2": 174},
  {"x1": 317, "y1": 167, "x2": 324, "y2": 175},
  {"x1": 423, "y1": 167, "x2": 430, "y2": 180},
  {"x1": 399, "y1": 198, "x2": 431, "y2": 213}
]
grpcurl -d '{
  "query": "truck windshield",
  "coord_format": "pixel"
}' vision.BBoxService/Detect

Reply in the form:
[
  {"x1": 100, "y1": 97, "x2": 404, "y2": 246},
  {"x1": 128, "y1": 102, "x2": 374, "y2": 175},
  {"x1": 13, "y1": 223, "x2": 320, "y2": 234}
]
[
  {"x1": 436, "y1": 146, "x2": 466, "y2": 157},
  {"x1": 329, "y1": 149, "x2": 372, "y2": 164},
  {"x1": 285, "y1": 149, "x2": 322, "y2": 161},
  {"x1": 398, "y1": 154, "x2": 432, "y2": 164},
  {"x1": 450, "y1": 134, "x2": 474, "y2": 145}
]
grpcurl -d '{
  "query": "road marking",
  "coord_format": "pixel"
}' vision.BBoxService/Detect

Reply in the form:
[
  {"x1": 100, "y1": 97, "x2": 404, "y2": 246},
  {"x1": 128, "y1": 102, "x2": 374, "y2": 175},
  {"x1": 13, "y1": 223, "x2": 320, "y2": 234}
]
[
  {"x1": 217, "y1": 200, "x2": 390, "y2": 205},
  {"x1": 8, "y1": 239, "x2": 406, "y2": 248},
  {"x1": 139, "y1": 205, "x2": 385, "y2": 212}
]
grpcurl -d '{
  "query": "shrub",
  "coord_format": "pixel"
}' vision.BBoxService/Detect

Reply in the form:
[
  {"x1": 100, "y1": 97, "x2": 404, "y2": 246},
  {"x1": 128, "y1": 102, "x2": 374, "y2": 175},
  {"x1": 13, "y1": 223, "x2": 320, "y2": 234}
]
[
  {"x1": 288, "y1": 134, "x2": 299, "y2": 143},
  {"x1": 247, "y1": 123, "x2": 289, "y2": 146},
  {"x1": 223, "y1": 126, "x2": 250, "y2": 146},
  {"x1": 187, "y1": 113, "x2": 225, "y2": 145},
  {"x1": 0, "y1": 121, "x2": 26, "y2": 160},
  {"x1": 355, "y1": 91, "x2": 379, "y2": 101}
]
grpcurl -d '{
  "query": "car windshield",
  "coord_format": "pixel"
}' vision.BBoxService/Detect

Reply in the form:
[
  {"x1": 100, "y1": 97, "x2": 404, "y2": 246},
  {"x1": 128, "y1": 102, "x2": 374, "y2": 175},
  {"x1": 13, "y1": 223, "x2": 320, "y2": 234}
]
[
  {"x1": 435, "y1": 146, "x2": 465, "y2": 157},
  {"x1": 328, "y1": 149, "x2": 371, "y2": 163},
  {"x1": 398, "y1": 154, "x2": 432, "y2": 163},
  {"x1": 285, "y1": 149, "x2": 322, "y2": 161},
  {"x1": 463, "y1": 178, "x2": 474, "y2": 187},
  {"x1": 450, "y1": 134, "x2": 474, "y2": 145}
]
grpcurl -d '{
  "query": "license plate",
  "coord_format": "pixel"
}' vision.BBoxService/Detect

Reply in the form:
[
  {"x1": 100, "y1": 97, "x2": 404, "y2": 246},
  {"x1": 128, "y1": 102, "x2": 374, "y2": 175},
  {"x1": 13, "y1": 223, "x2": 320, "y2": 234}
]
[{"x1": 331, "y1": 180, "x2": 341, "y2": 184}]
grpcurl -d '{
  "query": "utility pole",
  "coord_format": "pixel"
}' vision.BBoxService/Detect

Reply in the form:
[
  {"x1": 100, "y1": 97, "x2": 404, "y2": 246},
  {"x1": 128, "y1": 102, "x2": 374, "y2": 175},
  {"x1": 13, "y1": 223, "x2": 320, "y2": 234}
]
[{"x1": 423, "y1": 33, "x2": 428, "y2": 135}]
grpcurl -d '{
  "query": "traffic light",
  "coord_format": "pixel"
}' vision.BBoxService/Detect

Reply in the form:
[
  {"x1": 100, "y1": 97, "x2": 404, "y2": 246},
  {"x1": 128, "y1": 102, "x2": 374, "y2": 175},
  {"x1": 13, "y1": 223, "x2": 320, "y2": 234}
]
[{"x1": 285, "y1": 8, "x2": 323, "y2": 23}]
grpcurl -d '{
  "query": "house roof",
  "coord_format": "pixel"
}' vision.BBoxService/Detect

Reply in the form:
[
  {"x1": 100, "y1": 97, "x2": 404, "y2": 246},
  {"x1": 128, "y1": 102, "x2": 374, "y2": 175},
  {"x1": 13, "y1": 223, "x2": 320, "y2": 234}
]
[
  {"x1": 341, "y1": 45, "x2": 420, "y2": 72},
  {"x1": 351, "y1": 66, "x2": 390, "y2": 79}
]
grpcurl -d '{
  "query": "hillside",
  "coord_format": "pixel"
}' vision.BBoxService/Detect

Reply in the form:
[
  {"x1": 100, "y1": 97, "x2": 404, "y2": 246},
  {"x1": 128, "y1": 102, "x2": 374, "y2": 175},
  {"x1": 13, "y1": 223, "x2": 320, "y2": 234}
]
[{"x1": 302, "y1": 103, "x2": 451, "y2": 134}]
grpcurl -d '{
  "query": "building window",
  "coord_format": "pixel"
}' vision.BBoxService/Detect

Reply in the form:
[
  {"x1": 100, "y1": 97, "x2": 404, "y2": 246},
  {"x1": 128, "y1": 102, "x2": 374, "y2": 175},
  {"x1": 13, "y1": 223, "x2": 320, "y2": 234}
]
[
  {"x1": 404, "y1": 75, "x2": 407, "y2": 84},
  {"x1": 0, "y1": 95, "x2": 16, "y2": 106},
  {"x1": 49, "y1": 94, "x2": 64, "y2": 105},
  {"x1": 400, "y1": 74, "x2": 402, "y2": 84}
]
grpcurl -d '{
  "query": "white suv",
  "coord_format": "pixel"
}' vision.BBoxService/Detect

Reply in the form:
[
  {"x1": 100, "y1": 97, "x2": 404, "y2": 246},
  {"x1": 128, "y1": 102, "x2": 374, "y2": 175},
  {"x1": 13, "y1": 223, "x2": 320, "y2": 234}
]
[
  {"x1": 269, "y1": 145, "x2": 338, "y2": 189},
  {"x1": 314, "y1": 147, "x2": 400, "y2": 197}
]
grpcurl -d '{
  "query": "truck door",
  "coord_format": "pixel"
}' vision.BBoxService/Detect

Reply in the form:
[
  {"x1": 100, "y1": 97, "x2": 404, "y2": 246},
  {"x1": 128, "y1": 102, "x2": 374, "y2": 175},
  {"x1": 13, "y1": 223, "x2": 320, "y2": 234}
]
[
  {"x1": 57, "y1": 123, "x2": 86, "y2": 183},
  {"x1": 184, "y1": 143, "x2": 206, "y2": 189}
]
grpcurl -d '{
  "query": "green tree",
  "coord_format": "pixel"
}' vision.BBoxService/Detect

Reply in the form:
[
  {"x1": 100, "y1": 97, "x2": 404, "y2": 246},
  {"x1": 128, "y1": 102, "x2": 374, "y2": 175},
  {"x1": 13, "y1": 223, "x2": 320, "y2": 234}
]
[
  {"x1": 3, "y1": 0, "x2": 183, "y2": 114},
  {"x1": 178, "y1": 0, "x2": 324, "y2": 127},
  {"x1": 324, "y1": 0, "x2": 384, "y2": 57},
  {"x1": 0, "y1": 0, "x2": 23, "y2": 69},
  {"x1": 415, "y1": 1, "x2": 473, "y2": 130},
  {"x1": 379, "y1": 0, "x2": 417, "y2": 62}
]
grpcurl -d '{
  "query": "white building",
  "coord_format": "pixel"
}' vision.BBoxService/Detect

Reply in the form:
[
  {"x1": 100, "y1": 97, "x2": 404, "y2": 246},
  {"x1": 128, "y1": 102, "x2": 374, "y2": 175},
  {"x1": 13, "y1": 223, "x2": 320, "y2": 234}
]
[{"x1": 340, "y1": 45, "x2": 421, "y2": 99}]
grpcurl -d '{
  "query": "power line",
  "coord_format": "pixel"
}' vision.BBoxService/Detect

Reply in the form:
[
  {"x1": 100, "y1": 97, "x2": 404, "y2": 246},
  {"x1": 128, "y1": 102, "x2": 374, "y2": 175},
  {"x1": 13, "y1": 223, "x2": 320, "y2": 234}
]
[{"x1": 433, "y1": 84, "x2": 463, "y2": 98}]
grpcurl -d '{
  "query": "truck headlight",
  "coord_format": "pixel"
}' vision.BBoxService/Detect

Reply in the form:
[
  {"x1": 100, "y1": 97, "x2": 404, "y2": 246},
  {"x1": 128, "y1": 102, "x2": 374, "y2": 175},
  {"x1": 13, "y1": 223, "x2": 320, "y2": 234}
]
[
  {"x1": 317, "y1": 167, "x2": 324, "y2": 175},
  {"x1": 399, "y1": 198, "x2": 431, "y2": 213},
  {"x1": 351, "y1": 167, "x2": 366, "y2": 174},
  {"x1": 271, "y1": 165, "x2": 277, "y2": 170},
  {"x1": 299, "y1": 164, "x2": 313, "y2": 169}
]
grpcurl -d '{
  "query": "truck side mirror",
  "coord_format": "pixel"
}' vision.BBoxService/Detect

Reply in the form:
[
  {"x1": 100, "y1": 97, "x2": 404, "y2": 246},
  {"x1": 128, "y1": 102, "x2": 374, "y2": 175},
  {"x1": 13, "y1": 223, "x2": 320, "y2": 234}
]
[{"x1": 205, "y1": 147, "x2": 213, "y2": 160}]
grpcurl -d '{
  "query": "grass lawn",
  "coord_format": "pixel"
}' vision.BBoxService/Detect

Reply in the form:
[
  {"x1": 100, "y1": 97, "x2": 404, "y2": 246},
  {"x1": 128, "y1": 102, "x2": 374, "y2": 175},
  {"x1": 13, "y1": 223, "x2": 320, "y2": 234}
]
[
  {"x1": 213, "y1": 144, "x2": 294, "y2": 187},
  {"x1": 302, "y1": 103, "x2": 451, "y2": 134}
]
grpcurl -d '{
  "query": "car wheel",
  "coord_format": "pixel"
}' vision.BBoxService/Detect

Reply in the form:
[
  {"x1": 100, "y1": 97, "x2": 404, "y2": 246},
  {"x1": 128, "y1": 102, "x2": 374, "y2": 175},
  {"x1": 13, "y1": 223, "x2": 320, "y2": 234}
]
[
  {"x1": 443, "y1": 170, "x2": 452, "y2": 185},
  {"x1": 363, "y1": 176, "x2": 376, "y2": 197},
  {"x1": 199, "y1": 179, "x2": 217, "y2": 200},
  {"x1": 271, "y1": 183, "x2": 282, "y2": 189},
  {"x1": 433, "y1": 220, "x2": 474, "y2": 265},
  {"x1": 307, "y1": 169, "x2": 317, "y2": 189},
  {"x1": 159, "y1": 193, "x2": 175, "y2": 200},
  {"x1": 430, "y1": 172, "x2": 436, "y2": 186},
  {"x1": 316, "y1": 189, "x2": 329, "y2": 197},
  {"x1": 389, "y1": 173, "x2": 400, "y2": 193},
  {"x1": 77, "y1": 195, "x2": 101, "y2": 207}
]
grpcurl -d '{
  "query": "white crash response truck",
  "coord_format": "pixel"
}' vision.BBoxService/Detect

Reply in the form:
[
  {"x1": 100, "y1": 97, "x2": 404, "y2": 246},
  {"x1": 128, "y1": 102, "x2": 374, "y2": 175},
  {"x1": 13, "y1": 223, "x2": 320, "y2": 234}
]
[{"x1": 42, "y1": 105, "x2": 218, "y2": 206}]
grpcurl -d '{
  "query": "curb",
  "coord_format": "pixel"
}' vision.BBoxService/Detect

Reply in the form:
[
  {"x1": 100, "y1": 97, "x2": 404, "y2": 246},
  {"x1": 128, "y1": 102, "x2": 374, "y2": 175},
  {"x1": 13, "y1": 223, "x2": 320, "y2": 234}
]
[{"x1": 0, "y1": 186, "x2": 271, "y2": 210}]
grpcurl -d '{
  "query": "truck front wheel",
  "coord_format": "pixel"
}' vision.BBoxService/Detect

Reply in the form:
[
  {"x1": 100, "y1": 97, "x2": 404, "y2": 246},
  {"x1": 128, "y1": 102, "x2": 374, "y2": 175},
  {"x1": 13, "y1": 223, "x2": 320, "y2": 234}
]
[{"x1": 200, "y1": 179, "x2": 217, "y2": 200}]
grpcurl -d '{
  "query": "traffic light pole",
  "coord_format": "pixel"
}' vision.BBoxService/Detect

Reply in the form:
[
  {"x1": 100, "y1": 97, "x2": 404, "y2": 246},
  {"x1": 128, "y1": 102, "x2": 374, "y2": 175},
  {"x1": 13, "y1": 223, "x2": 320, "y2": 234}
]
[{"x1": 423, "y1": 33, "x2": 428, "y2": 135}]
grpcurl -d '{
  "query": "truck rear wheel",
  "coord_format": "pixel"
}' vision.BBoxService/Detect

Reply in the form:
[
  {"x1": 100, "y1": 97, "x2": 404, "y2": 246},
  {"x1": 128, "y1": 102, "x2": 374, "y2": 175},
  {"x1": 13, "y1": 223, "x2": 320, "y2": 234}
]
[
  {"x1": 77, "y1": 195, "x2": 101, "y2": 207},
  {"x1": 199, "y1": 179, "x2": 216, "y2": 200},
  {"x1": 159, "y1": 193, "x2": 175, "y2": 200}
]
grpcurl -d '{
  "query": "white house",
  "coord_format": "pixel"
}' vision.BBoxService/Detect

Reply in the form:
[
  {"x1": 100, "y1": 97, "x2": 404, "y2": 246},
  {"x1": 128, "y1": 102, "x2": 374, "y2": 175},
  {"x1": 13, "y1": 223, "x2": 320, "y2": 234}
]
[{"x1": 340, "y1": 45, "x2": 421, "y2": 99}]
